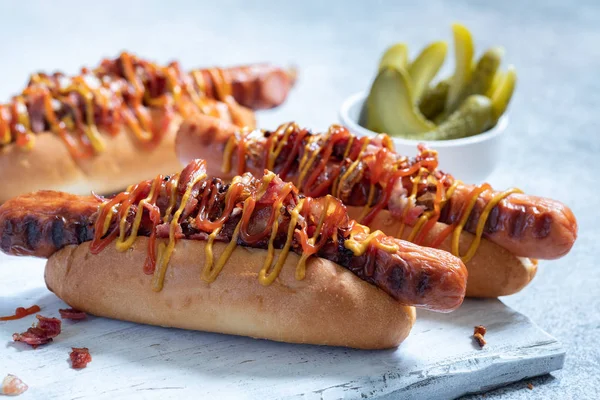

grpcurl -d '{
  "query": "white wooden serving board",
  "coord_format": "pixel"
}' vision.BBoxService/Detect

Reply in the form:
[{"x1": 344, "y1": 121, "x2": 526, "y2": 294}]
[{"x1": 0, "y1": 254, "x2": 564, "y2": 400}]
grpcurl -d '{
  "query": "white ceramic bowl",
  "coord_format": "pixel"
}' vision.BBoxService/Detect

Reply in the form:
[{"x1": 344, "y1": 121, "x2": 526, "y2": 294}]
[{"x1": 339, "y1": 91, "x2": 508, "y2": 183}]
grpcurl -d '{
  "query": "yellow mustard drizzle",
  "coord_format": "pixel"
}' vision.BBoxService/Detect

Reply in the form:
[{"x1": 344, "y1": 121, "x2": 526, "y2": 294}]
[
  {"x1": 395, "y1": 168, "x2": 429, "y2": 239},
  {"x1": 151, "y1": 170, "x2": 207, "y2": 291},
  {"x1": 201, "y1": 215, "x2": 242, "y2": 283},
  {"x1": 451, "y1": 187, "x2": 523, "y2": 262},
  {"x1": 258, "y1": 183, "x2": 294, "y2": 285},
  {"x1": 296, "y1": 135, "x2": 322, "y2": 190},
  {"x1": 406, "y1": 174, "x2": 438, "y2": 242},
  {"x1": 163, "y1": 178, "x2": 179, "y2": 223},
  {"x1": 101, "y1": 204, "x2": 118, "y2": 236},
  {"x1": 442, "y1": 179, "x2": 461, "y2": 208},
  {"x1": 14, "y1": 96, "x2": 35, "y2": 150},
  {"x1": 407, "y1": 213, "x2": 431, "y2": 242},
  {"x1": 330, "y1": 136, "x2": 355, "y2": 197},
  {"x1": 115, "y1": 177, "x2": 161, "y2": 251},
  {"x1": 295, "y1": 195, "x2": 335, "y2": 279},
  {"x1": 344, "y1": 229, "x2": 400, "y2": 257},
  {"x1": 192, "y1": 70, "x2": 206, "y2": 94},
  {"x1": 221, "y1": 135, "x2": 237, "y2": 174},
  {"x1": 267, "y1": 122, "x2": 295, "y2": 170},
  {"x1": 357, "y1": 183, "x2": 376, "y2": 222},
  {"x1": 333, "y1": 138, "x2": 369, "y2": 198},
  {"x1": 164, "y1": 67, "x2": 182, "y2": 108},
  {"x1": 180, "y1": 69, "x2": 210, "y2": 116},
  {"x1": 207, "y1": 68, "x2": 233, "y2": 100},
  {"x1": 67, "y1": 78, "x2": 106, "y2": 152}
]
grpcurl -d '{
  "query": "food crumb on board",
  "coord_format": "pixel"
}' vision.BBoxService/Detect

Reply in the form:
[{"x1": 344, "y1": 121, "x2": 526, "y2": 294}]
[
  {"x1": 1, "y1": 374, "x2": 28, "y2": 396},
  {"x1": 474, "y1": 325, "x2": 487, "y2": 336},
  {"x1": 473, "y1": 325, "x2": 487, "y2": 347},
  {"x1": 473, "y1": 333, "x2": 486, "y2": 347},
  {"x1": 70, "y1": 347, "x2": 92, "y2": 369},
  {"x1": 527, "y1": 382, "x2": 534, "y2": 390}
]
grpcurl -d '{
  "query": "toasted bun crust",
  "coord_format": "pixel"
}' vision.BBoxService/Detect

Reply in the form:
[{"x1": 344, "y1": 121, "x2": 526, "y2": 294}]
[
  {"x1": 347, "y1": 207, "x2": 538, "y2": 298},
  {"x1": 45, "y1": 238, "x2": 416, "y2": 349}
]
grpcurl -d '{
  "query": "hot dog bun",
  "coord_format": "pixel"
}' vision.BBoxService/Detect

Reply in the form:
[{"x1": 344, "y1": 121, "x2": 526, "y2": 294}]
[
  {"x1": 45, "y1": 238, "x2": 416, "y2": 350},
  {"x1": 348, "y1": 207, "x2": 538, "y2": 297},
  {"x1": 0, "y1": 104, "x2": 255, "y2": 204},
  {"x1": 0, "y1": 118, "x2": 180, "y2": 203}
]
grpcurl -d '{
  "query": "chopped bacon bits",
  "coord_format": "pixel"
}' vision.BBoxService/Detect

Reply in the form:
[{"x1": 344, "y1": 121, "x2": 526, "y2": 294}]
[
  {"x1": 474, "y1": 325, "x2": 487, "y2": 336},
  {"x1": 12, "y1": 315, "x2": 62, "y2": 348},
  {"x1": 1, "y1": 374, "x2": 28, "y2": 396},
  {"x1": 59, "y1": 308, "x2": 87, "y2": 320},
  {"x1": 473, "y1": 333, "x2": 486, "y2": 347},
  {"x1": 70, "y1": 347, "x2": 92, "y2": 369},
  {"x1": 473, "y1": 325, "x2": 487, "y2": 347}
]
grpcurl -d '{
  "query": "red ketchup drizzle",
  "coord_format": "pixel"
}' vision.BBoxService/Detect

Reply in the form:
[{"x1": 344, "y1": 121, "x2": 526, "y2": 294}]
[{"x1": 0, "y1": 305, "x2": 41, "y2": 321}]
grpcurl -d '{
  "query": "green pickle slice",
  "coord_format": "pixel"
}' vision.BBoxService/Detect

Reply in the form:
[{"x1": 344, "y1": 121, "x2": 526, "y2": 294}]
[
  {"x1": 445, "y1": 23, "x2": 475, "y2": 113},
  {"x1": 379, "y1": 43, "x2": 409, "y2": 71},
  {"x1": 463, "y1": 47, "x2": 504, "y2": 98},
  {"x1": 364, "y1": 66, "x2": 435, "y2": 137},
  {"x1": 422, "y1": 95, "x2": 493, "y2": 140},
  {"x1": 408, "y1": 41, "x2": 448, "y2": 101},
  {"x1": 490, "y1": 65, "x2": 517, "y2": 121}
]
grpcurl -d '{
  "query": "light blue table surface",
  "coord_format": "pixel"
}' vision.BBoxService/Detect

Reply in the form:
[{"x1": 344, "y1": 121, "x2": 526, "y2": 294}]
[{"x1": 0, "y1": 1, "x2": 598, "y2": 398}]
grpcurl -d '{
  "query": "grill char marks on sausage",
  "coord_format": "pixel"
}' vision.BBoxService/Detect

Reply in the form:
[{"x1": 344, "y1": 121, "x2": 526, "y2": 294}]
[{"x1": 0, "y1": 191, "x2": 99, "y2": 258}]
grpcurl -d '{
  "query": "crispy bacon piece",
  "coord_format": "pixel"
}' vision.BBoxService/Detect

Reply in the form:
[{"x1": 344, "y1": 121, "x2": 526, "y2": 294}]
[
  {"x1": 12, "y1": 315, "x2": 61, "y2": 348},
  {"x1": 1, "y1": 374, "x2": 28, "y2": 396},
  {"x1": 473, "y1": 333, "x2": 486, "y2": 348},
  {"x1": 59, "y1": 308, "x2": 87, "y2": 320},
  {"x1": 70, "y1": 347, "x2": 92, "y2": 369},
  {"x1": 474, "y1": 325, "x2": 487, "y2": 336}
]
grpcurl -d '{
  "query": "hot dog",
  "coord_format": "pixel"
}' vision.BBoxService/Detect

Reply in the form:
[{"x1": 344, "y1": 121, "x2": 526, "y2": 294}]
[
  {"x1": 175, "y1": 118, "x2": 578, "y2": 297},
  {"x1": 32, "y1": 52, "x2": 297, "y2": 111},
  {"x1": 0, "y1": 52, "x2": 295, "y2": 203},
  {"x1": 0, "y1": 159, "x2": 467, "y2": 349}
]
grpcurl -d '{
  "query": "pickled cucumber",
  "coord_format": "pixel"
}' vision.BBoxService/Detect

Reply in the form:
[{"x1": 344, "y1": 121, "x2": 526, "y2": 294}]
[
  {"x1": 419, "y1": 79, "x2": 450, "y2": 121},
  {"x1": 445, "y1": 23, "x2": 475, "y2": 113},
  {"x1": 365, "y1": 66, "x2": 435, "y2": 137},
  {"x1": 379, "y1": 43, "x2": 409, "y2": 71},
  {"x1": 422, "y1": 95, "x2": 493, "y2": 140},
  {"x1": 490, "y1": 65, "x2": 517, "y2": 121},
  {"x1": 365, "y1": 23, "x2": 516, "y2": 140},
  {"x1": 486, "y1": 70, "x2": 504, "y2": 98},
  {"x1": 463, "y1": 47, "x2": 503, "y2": 98},
  {"x1": 408, "y1": 41, "x2": 448, "y2": 101}
]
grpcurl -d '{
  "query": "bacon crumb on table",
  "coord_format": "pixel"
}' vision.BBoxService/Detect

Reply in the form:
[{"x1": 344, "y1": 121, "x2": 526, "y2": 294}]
[
  {"x1": 473, "y1": 325, "x2": 487, "y2": 347},
  {"x1": 474, "y1": 325, "x2": 487, "y2": 336},
  {"x1": 59, "y1": 308, "x2": 87, "y2": 320},
  {"x1": 473, "y1": 333, "x2": 487, "y2": 347},
  {"x1": 12, "y1": 315, "x2": 62, "y2": 348},
  {"x1": 70, "y1": 347, "x2": 92, "y2": 369},
  {"x1": 1, "y1": 374, "x2": 28, "y2": 396}
]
